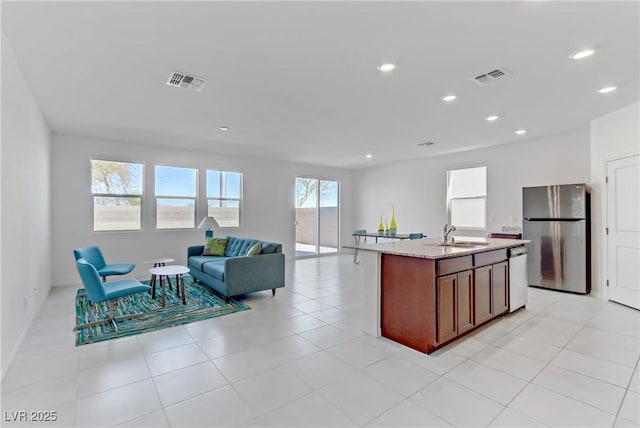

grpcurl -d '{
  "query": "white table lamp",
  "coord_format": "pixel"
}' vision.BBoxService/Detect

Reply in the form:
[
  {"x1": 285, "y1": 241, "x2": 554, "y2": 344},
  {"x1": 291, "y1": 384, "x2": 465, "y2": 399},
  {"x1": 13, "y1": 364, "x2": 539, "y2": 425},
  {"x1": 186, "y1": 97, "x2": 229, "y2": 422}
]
[{"x1": 198, "y1": 216, "x2": 220, "y2": 238}]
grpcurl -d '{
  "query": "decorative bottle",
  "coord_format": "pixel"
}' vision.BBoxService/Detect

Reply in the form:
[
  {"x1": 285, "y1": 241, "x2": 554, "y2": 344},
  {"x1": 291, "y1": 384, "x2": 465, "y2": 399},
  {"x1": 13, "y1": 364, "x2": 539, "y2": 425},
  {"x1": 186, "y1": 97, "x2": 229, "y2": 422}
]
[
  {"x1": 389, "y1": 204, "x2": 397, "y2": 236},
  {"x1": 377, "y1": 213, "x2": 384, "y2": 233}
]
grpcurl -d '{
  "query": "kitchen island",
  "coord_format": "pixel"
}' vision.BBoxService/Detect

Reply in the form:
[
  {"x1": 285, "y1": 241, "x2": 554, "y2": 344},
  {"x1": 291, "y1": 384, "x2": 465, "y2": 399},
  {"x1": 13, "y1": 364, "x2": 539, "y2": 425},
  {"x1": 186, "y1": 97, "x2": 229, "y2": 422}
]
[{"x1": 350, "y1": 237, "x2": 529, "y2": 354}]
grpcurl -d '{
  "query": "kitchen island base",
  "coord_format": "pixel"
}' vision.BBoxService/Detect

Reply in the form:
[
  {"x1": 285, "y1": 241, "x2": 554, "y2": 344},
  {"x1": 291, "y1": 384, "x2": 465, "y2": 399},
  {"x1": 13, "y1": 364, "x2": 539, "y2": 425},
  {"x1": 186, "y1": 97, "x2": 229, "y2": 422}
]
[{"x1": 353, "y1": 237, "x2": 527, "y2": 354}]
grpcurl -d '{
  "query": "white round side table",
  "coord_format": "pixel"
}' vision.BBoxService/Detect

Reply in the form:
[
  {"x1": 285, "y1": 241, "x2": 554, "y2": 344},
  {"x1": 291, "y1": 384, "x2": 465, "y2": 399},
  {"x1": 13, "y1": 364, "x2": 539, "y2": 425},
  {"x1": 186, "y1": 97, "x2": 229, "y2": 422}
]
[{"x1": 149, "y1": 265, "x2": 190, "y2": 307}]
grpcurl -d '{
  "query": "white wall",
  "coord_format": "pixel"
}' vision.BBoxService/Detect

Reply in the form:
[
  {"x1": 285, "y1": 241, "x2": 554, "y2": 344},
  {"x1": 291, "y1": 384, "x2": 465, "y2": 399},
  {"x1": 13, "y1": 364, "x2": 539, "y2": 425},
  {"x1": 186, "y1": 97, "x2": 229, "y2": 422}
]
[
  {"x1": 1, "y1": 34, "x2": 53, "y2": 378},
  {"x1": 51, "y1": 133, "x2": 354, "y2": 286},
  {"x1": 590, "y1": 102, "x2": 640, "y2": 299},
  {"x1": 354, "y1": 131, "x2": 590, "y2": 240}
]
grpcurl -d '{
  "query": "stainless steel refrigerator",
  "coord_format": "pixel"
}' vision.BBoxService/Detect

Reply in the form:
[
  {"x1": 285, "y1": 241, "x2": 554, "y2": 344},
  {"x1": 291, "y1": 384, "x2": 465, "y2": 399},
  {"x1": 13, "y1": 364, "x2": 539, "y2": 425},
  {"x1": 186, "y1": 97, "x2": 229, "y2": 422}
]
[{"x1": 523, "y1": 184, "x2": 591, "y2": 294}]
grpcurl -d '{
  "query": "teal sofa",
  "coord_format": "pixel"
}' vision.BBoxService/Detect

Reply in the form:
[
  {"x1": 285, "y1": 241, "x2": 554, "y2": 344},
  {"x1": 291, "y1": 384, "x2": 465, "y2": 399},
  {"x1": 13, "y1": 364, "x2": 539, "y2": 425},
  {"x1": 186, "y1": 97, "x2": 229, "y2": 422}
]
[{"x1": 187, "y1": 236, "x2": 285, "y2": 301}]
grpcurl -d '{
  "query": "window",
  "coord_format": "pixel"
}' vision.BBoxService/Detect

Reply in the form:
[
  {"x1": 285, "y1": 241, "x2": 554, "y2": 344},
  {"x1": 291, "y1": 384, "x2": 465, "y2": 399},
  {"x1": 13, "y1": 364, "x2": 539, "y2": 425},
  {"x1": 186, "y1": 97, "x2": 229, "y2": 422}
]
[
  {"x1": 91, "y1": 159, "x2": 144, "y2": 231},
  {"x1": 207, "y1": 170, "x2": 242, "y2": 228},
  {"x1": 295, "y1": 177, "x2": 339, "y2": 256},
  {"x1": 155, "y1": 165, "x2": 197, "y2": 229},
  {"x1": 447, "y1": 166, "x2": 487, "y2": 229}
]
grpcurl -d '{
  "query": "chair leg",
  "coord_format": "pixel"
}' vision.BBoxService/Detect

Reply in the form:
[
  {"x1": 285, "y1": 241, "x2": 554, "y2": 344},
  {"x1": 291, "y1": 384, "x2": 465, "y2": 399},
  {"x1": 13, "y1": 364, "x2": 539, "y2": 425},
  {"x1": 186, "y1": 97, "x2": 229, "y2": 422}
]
[
  {"x1": 161, "y1": 276, "x2": 166, "y2": 307},
  {"x1": 180, "y1": 275, "x2": 186, "y2": 305},
  {"x1": 150, "y1": 275, "x2": 156, "y2": 298},
  {"x1": 272, "y1": 288, "x2": 276, "y2": 296},
  {"x1": 109, "y1": 300, "x2": 118, "y2": 332},
  {"x1": 73, "y1": 298, "x2": 146, "y2": 332}
]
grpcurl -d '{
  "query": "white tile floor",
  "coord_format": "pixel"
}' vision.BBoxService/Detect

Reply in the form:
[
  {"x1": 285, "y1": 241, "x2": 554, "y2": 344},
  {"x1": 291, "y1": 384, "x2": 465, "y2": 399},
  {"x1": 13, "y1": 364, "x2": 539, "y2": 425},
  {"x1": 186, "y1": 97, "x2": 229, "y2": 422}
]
[{"x1": 1, "y1": 254, "x2": 639, "y2": 427}]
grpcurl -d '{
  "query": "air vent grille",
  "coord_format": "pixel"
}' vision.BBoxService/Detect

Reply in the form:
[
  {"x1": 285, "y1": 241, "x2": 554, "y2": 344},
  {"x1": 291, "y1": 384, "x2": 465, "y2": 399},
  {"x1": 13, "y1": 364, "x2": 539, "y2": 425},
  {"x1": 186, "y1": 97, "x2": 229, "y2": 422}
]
[
  {"x1": 168, "y1": 72, "x2": 185, "y2": 87},
  {"x1": 474, "y1": 68, "x2": 508, "y2": 85},
  {"x1": 166, "y1": 71, "x2": 206, "y2": 92}
]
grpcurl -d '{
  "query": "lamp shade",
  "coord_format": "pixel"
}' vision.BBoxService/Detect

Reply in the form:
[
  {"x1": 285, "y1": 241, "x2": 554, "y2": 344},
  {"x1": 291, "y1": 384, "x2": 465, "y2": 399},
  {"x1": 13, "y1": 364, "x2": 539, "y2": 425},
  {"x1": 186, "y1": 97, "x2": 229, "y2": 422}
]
[{"x1": 197, "y1": 216, "x2": 220, "y2": 230}]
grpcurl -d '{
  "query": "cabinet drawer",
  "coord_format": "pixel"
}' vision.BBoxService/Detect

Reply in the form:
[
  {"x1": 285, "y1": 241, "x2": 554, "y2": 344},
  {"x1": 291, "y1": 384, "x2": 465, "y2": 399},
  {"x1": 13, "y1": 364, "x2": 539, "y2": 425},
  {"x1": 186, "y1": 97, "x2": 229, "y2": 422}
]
[
  {"x1": 436, "y1": 255, "x2": 473, "y2": 276},
  {"x1": 474, "y1": 249, "x2": 507, "y2": 267}
]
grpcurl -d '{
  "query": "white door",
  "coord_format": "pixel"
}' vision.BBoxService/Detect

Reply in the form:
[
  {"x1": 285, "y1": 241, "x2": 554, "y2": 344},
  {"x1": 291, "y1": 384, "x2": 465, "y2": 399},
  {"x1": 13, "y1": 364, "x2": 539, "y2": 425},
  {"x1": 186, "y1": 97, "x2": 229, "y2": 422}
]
[{"x1": 607, "y1": 154, "x2": 640, "y2": 309}]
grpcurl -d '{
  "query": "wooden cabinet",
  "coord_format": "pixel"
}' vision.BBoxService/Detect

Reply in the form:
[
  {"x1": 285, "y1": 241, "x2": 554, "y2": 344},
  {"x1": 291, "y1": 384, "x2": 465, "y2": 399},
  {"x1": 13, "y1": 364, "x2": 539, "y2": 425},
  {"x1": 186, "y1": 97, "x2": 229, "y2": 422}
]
[
  {"x1": 437, "y1": 270, "x2": 474, "y2": 343},
  {"x1": 380, "y1": 247, "x2": 512, "y2": 354},
  {"x1": 492, "y1": 261, "x2": 509, "y2": 315},
  {"x1": 436, "y1": 256, "x2": 472, "y2": 276},
  {"x1": 457, "y1": 270, "x2": 474, "y2": 334},
  {"x1": 474, "y1": 261, "x2": 509, "y2": 326},
  {"x1": 437, "y1": 275, "x2": 457, "y2": 342},
  {"x1": 474, "y1": 265, "x2": 493, "y2": 324}
]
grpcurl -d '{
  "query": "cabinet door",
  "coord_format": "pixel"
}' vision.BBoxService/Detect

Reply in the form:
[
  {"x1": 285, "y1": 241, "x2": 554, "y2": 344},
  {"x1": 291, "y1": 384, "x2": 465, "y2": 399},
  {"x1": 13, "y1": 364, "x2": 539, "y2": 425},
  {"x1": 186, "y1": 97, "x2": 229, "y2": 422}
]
[
  {"x1": 437, "y1": 274, "x2": 457, "y2": 343},
  {"x1": 492, "y1": 261, "x2": 509, "y2": 315},
  {"x1": 474, "y1": 265, "x2": 493, "y2": 325},
  {"x1": 457, "y1": 270, "x2": 474, "y2": 333}
]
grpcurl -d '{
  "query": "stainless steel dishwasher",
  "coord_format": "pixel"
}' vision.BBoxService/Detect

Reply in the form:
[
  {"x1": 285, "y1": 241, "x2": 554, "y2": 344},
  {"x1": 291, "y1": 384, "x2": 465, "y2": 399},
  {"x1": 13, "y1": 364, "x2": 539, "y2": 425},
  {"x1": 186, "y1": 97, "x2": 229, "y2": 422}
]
[{"x1": 508, "y1": 246, "x2": 528, "y2": 312}]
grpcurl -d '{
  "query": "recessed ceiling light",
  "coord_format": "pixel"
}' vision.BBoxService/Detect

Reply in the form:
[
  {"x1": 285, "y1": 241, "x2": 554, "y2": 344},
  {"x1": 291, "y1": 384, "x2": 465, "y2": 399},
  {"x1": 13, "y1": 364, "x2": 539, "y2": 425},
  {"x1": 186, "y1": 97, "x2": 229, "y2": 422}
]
[
  {"x1": 442, "y1": 95, "x2": 457, "y2": 102},
  {"x1": 597, "y1": 86, "x2": 617, "y2": 94},
  {"x1": 486, "y1": 115, "x2": 499, "y2": 122},
  {"x1": 219, "y1": 126, "x2": 230, "y2": 131},
  {"x1": 377, "y1": 63, "x2": 396, "y2": 72},
  {"x1": 365, "y1": 154, "x2": 373, "y2": 159},
  {"x1": 571, "y1": 49, "x2": 595, "y2": 60},
  {"x1": 515, "y1": 129, "x2": 527, "y2": 135}
]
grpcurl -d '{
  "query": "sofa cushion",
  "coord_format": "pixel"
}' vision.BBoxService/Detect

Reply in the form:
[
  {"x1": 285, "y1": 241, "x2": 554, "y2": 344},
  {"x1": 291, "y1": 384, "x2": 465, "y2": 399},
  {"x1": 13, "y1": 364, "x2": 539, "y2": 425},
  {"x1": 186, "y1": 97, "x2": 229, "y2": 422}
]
[
  {"x1": 261, "y1": 242, "x2": 282, "y2": 254},
  {"x1": 189, "y1": 256, "x2": 230, "y2": 272},
  {"x1": 225, "y1": 236, "x2": 259, "y2": 257},
  {"x1": 246, "y1": 243, "x2": 261, "y2": 256},
  {"x1": 203, "y1": 238, "x2": 229, "y2": 256},
  {"x1": 202, "y1": 260, "x2": 225, "y2": 281}
]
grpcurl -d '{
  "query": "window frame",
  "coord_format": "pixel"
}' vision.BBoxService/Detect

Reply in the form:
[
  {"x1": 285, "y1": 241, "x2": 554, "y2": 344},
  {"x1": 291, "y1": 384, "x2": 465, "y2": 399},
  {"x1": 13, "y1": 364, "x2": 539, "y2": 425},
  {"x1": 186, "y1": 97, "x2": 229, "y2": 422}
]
[
  {"x1": 446, "y1": 166, "x2": 487, "y2": 230},
  {"x1": 90, "y1": 158, "x2": 145, "y2": 232},
  {"x1": 206, "y1": 169, "x2": 243, "y2": 229},
  {"x1": 154, "y1": 164, "x2": 198, "y2": 230}
]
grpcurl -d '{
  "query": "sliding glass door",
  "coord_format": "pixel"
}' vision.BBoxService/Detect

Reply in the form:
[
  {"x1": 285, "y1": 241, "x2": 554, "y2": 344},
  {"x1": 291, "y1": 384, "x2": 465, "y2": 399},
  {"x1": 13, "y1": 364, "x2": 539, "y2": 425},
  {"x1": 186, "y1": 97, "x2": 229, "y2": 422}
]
[{"x1": 295, "y1": 177, "x2": 339, "y2": 257}]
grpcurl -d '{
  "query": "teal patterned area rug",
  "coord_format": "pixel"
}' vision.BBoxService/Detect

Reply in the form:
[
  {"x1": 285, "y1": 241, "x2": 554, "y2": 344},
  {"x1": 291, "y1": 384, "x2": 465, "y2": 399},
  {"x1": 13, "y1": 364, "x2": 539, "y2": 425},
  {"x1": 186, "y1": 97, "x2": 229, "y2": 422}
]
[{"x1": 75, "y1": 275, "x2": 249, "y2": 346}]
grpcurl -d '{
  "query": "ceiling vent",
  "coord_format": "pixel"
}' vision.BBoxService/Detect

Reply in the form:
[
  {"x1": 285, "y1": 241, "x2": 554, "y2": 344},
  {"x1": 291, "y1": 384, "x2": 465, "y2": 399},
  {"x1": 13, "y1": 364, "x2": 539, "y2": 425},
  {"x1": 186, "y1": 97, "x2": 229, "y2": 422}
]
[
  {"x1": 473, "y1": 68, "x2": 509, "y2": 85},
  {"x1": 166, "y1": 71, "x2": 206, "y2": 92}
]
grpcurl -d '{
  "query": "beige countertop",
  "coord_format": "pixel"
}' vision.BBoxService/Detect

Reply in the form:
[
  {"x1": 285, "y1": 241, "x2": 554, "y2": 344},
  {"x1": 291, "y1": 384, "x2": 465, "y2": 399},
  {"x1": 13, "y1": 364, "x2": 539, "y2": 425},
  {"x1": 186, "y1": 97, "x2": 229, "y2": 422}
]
[{"x1": 345, "y1": 236, "x2": 529, "y2": 260}]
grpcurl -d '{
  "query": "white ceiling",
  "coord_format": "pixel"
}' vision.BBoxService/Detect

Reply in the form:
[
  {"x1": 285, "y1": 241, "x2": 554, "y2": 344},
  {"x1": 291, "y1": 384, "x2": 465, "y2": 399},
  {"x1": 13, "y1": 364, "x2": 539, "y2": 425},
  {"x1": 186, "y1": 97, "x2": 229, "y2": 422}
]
[{"x1": 2, "y1": 1, "x2": 638, "y2": 169}]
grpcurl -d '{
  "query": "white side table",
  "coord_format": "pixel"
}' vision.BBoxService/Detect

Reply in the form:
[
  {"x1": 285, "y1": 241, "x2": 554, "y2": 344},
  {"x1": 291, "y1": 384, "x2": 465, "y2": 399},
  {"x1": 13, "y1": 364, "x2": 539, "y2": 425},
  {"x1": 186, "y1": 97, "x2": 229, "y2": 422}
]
[
  {"x1": 144, "y1": 258, "x2": 175, "y2": 267},
  {"x1": 145, "y1": 258, "x2": 175, "y2": 294},
  {"x1": 149, "y1": 265, "x2": 189, "y2": 307}
]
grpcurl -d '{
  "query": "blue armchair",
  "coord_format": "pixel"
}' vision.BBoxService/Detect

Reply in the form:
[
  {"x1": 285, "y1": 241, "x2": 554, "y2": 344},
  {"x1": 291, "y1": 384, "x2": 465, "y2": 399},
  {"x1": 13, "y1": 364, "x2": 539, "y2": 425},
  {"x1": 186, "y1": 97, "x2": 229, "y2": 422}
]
[
  {"x1": 75, "y1": 259, "x2": 151, "y2": 331},
  {"x1": 73, "y1": 246, "x2": 135, "y2": 282}
]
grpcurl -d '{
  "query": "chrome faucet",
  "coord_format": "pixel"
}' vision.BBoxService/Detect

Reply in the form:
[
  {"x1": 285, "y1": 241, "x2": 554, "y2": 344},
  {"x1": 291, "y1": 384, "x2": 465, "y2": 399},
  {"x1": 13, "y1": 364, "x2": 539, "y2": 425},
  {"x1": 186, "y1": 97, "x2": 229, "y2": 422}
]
[{"x1": 442, "y1": 224, "x2": 457, "y2": 243}]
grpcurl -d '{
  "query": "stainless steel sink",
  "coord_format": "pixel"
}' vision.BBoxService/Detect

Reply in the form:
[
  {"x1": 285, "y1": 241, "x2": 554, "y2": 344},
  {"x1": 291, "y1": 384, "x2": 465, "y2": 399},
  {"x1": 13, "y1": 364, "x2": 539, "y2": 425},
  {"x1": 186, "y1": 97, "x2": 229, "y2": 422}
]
[
  {"x1": 427, "y1": 241, "x2": 492, "y2": 248},
  {"x1": 452, "y1": 241, "x2": 491, "y2": 246}
]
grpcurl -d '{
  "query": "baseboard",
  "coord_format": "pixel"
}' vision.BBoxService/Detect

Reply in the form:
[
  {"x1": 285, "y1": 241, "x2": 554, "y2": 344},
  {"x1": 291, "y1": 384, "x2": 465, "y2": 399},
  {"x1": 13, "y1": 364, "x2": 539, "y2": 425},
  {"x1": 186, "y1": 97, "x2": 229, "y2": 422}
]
[{"x1": 0, "y1": 287, "x2": 51, "y2": 383}]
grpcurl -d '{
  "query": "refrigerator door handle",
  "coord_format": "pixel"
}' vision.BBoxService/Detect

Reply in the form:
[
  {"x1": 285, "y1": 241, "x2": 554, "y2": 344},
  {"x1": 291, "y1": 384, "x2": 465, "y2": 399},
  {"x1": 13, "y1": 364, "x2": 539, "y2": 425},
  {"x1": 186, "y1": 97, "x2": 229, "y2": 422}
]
[{"x1": 525, "y1": 218, "x2": 585, "y2": 222}]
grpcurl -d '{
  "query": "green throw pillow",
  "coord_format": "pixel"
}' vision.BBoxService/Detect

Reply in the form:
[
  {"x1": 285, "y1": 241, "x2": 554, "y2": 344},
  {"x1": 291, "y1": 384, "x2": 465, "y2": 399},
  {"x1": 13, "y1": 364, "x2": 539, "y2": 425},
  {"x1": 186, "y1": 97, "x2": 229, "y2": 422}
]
[
  {"x1": 203, "y1": 238, "x2": 229, "y2": 256},
  {"x1": 246, "y1": 243, "x2": 261, "y2": 256}
]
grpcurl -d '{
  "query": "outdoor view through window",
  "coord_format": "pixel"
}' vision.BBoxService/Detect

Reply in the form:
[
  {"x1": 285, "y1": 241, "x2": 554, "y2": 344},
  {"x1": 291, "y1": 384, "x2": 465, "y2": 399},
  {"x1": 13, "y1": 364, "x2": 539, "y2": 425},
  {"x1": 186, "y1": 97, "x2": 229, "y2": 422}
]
[
  {"x1": 207, "y1": 170, "x2": 241, "y2": 228},
  {"x1": 155, "y1": 165, "x2": 197, "y2": 229},
  {"x1": 91, "y1": 159, "x2": 143, "y2": 231},
  {"x1": 91, "y1": 160, "x2": 243, "y2": 231},
  {"x1": 447, "y1": 166, "x2": 487, "y2": 229},
  {"x1": 295, "y1": 177, "x2": 339, "y2": 256}
]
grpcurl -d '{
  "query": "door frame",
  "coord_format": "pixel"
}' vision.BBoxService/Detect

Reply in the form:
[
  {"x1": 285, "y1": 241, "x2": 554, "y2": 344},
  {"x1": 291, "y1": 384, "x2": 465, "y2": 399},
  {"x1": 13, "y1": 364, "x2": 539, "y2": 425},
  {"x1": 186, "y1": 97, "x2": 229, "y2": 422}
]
[
  {"x1": 605, "y1": 153, "x2": 640, "y2": 309},
  {"x1": 294, "y1": 177, "x2": 341, "y2": 259}
]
